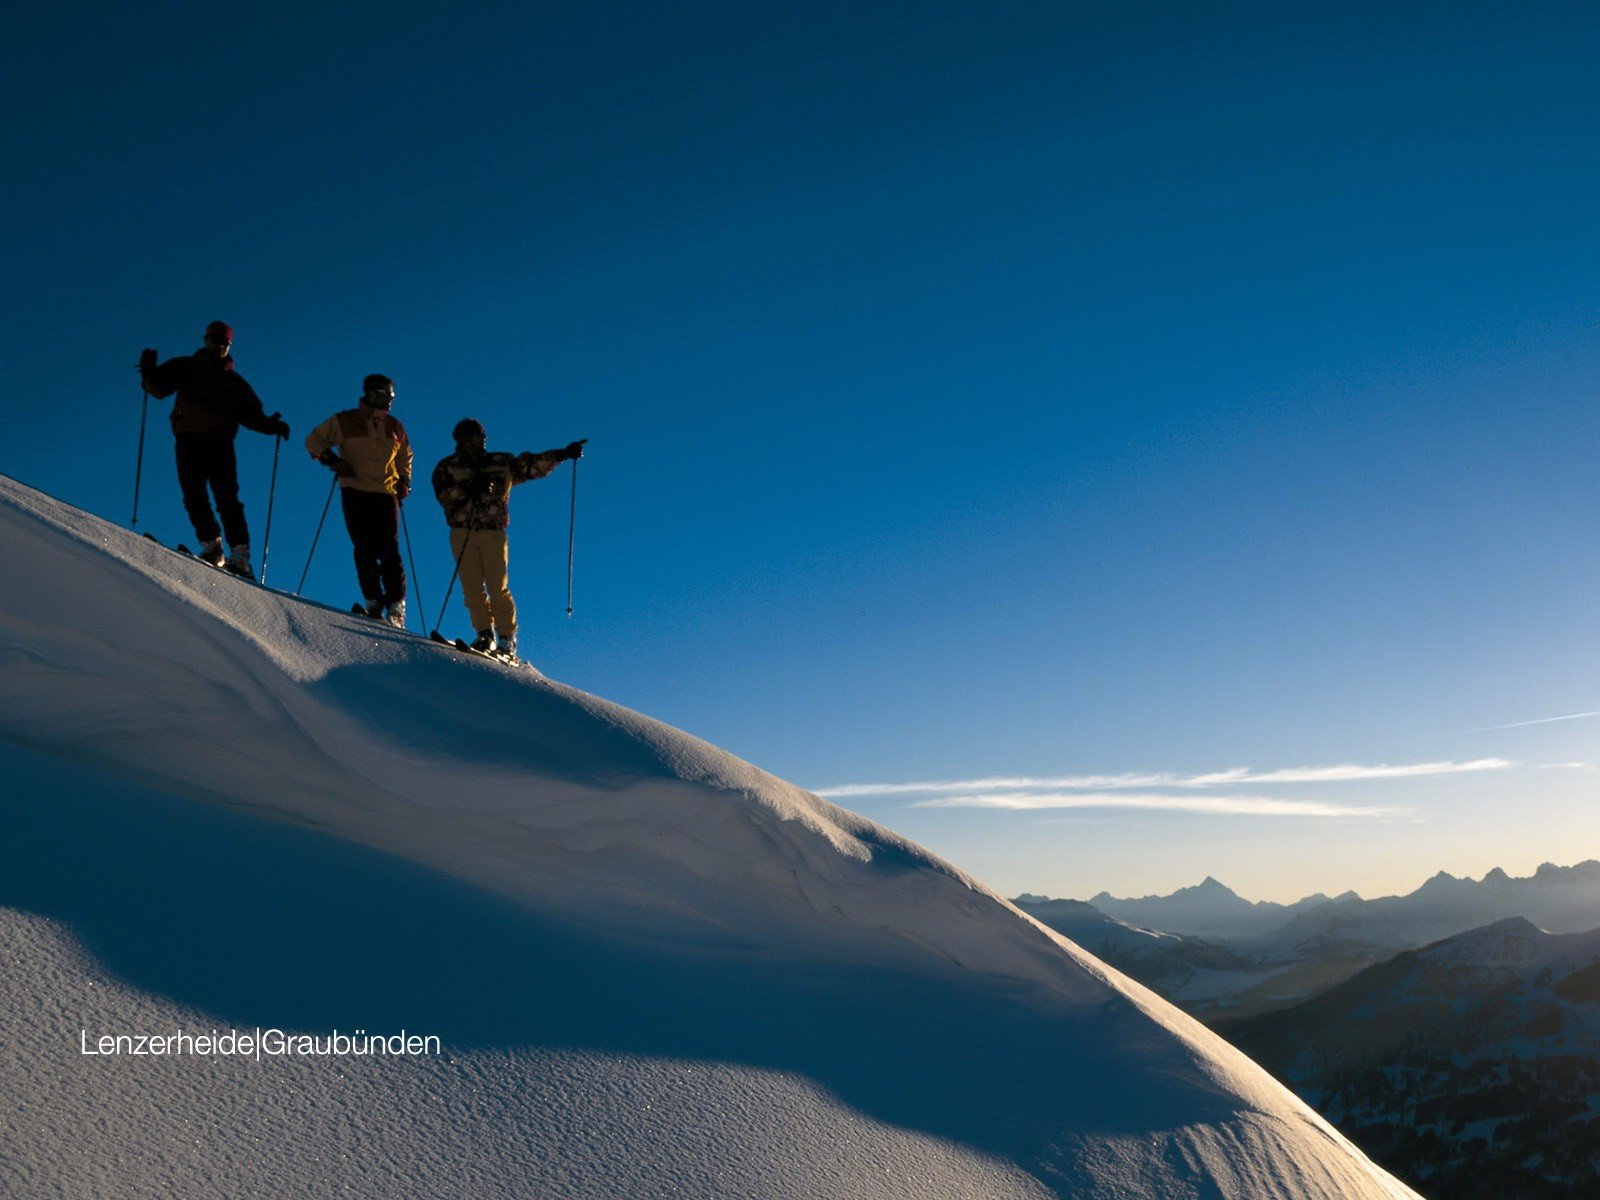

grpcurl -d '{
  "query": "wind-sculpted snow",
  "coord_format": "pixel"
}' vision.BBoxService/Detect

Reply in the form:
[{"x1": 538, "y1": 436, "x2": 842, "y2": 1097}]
[{"x1": 0, "y1": 474, "x2": 1421, "y2": 1199}]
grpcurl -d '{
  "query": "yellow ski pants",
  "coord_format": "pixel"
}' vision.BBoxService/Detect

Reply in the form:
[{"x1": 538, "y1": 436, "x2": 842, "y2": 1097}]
[{"x1": 450, "y1": 527, "x2": 516, "y2": 637}]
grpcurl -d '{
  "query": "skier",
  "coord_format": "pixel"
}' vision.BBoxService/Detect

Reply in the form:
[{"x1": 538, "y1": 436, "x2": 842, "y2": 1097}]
[
  {"x1": 432, "y1": 419, "x2": 584, "y2": 658},
  {"x1": 138, "y1": 321, "x2": 290, "y2": 577},
  {"x1": 304, "y1": 375, "x2": 414, "y2": 628}
]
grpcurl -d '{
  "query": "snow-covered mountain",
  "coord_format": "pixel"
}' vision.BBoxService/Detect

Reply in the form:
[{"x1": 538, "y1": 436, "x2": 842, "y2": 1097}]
[
  {"x1": 1086, "y1": 877, "x2": 1340, "y2": 941},
  {"x1": 1221, "y1": 918, "x2": 1600, "y2": 1198},
  {"x1": 0, "y1": 476, "x2": 1420, "y2": 1199}
]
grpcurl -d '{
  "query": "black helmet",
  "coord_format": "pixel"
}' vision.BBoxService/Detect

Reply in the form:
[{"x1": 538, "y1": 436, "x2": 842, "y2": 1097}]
[{"x1": 453, "y1": 418, "x2": 486, "y2": 443}]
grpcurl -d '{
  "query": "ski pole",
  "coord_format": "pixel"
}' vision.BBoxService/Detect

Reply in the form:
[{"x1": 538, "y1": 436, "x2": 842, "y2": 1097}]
[
  {"x1": 131, "y1": 384, "x2": 150, "y2": 527},
  {"x1": 296, "y1": 476, "x2": 337, "y2": 595},
  {"x1": 432, "y1": 510, "x2": 479, "y2": 638},
  {"x1": 260, "y1": 431, "x2": 282, "y2": 586},
  {"x1": 565, "y1": 455, "x2": 578, "y2": 618},
  {"x1": 400, "y1": 502, "x2": 426, "y2": 635}
]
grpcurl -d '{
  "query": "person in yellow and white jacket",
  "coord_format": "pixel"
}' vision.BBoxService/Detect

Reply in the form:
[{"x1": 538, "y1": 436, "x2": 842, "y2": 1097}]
[{"x1": 304, "y1": 375, "x2": 414, "y2": 628}]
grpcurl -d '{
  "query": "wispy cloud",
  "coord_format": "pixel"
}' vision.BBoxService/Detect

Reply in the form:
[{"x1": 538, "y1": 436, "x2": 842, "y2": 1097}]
[
  {"x1": 908, "y1": 792, "x2": 1400, "y2": 818},
  {"x1": 1225, "y1": 759, "x2": 1512, "y2": 784},
  {"x1": 1448, "y1": 710, "x2": 1600, "y2": 735},
  {"x1": 1538, "y1": 761, "x2": 1598, "y2": 772},
  {"x1": 815, "y1": 758, "x2": 1511, "y2": 799}
]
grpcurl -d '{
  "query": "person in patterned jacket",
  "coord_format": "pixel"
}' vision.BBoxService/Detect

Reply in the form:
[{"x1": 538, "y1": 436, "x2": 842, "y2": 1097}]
[
  {"x1": 431, "y1": 418, "x2": 584, "y2": 658},
  {"x1": 138, "y1": 320, "x2": 290, "y2": 578},
  {"x1": 304, "y1": 375, "x2": 414, "y2": 628}
]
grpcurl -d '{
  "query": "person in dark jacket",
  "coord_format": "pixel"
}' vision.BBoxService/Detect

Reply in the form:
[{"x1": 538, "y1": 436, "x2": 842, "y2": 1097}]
[
  {"x1": 138, "y1": 320, "x2": 288, "y2": 578},
  {"x1": 431, "y1": 419, "x2": 584, "y2": 658}
]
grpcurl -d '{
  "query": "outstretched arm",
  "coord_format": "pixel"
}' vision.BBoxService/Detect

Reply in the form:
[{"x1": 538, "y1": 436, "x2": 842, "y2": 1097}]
[{"x1": 510, "y1": 440, "x2": 585, "y2": 485}]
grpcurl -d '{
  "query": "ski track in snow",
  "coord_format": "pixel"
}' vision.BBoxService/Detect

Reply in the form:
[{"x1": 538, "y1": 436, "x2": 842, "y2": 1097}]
[{"x1": 0, "y1": 474, "x2": 1421, "y2": 1199}]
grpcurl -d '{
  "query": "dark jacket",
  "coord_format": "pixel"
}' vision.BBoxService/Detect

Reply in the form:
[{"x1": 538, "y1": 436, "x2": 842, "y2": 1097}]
[
  {"x1": 140, "y1": 350, "x2": 274, "y2": 438},
  {"x1": 431, "y1": 449, "x2": 566, "y2": 529}
]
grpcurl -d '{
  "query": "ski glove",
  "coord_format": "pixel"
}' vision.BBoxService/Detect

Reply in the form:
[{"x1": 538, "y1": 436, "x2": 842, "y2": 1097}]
[
  {"x1": 318, "y1": 448, "x2": 354, "y2": 477},
  {"x1": 564, "y1": 439, "x2": 587, "y2": 460},
  {"x1": 268, "y1": 413, "x2": 290, "y2": 440},
  {"x1": 396, "y1": 478, "x2": 410, "y2": 501},
  {"x1": 139, "y1": 348, "x2": 158, "y2": 370}
]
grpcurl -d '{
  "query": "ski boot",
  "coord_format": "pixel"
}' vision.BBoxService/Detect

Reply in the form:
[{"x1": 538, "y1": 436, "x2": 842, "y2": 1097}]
[
  {"x1": 385, "y1": 599, "x2": 406, "y2": 630},
  {"x1": 199, "y1": 538, "x2": 226, "y2": 567},
  {"x1": 225, "y1": 544, "x2": 255, "y2": 581}
]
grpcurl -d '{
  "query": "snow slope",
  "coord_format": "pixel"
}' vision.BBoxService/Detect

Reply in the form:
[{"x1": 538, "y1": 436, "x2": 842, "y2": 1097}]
[{"x1": 0, "y1": 475, "x2": 1421, "y2": 1199}]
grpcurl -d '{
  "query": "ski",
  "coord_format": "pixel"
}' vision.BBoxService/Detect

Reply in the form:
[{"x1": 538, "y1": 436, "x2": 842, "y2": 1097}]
[
  {"x1": 143, "y1": 531, "x2": 198, "y2": 562},
  {"x1": 428, "y1": 629, "x2": 533, "y2": 671},
  {"x1": 141, "y1": 532, "x2": 266, "y2": 586}
]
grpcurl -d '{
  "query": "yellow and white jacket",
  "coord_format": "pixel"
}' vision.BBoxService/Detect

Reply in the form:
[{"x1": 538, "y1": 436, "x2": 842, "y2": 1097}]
[{"x1": 304, "y1": 406, "x2": 414, "y2": 496}]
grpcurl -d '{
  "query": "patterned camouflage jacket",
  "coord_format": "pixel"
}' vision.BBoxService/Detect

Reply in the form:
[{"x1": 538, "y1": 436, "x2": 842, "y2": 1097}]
[{"x1": 430, "y1": 449, "x2": 566, "y2": 529}]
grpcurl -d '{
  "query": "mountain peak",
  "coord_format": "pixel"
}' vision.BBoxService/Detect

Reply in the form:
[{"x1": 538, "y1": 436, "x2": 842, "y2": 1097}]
[
  {"x1": 1536, "y1": 860, "x2": 1600, "y2": 881},
  {"x1": 1424, "y1": 916, "x2": 1545, "y2": 960},
  {"x1": 1415, "y1": 869, "x2": 1463, "y2": 894}
]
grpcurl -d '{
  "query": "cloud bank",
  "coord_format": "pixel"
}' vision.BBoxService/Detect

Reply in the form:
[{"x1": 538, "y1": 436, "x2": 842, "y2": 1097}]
[
  {"x1": 908, "y1": 792, "x2": 1400, "y2": 817},
  {"x1": 814, "y1": 758, "x2": 1512, "y2": 819}
]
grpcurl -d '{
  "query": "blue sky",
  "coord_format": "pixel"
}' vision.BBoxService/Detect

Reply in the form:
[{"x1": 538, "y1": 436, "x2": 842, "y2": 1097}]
[{"x1": 5, "y1": 1, "x2": 1599, "y2": 901}]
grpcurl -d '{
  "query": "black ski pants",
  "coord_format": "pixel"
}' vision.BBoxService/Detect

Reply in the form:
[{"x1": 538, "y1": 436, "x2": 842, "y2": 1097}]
[
  {"x1": 174, "y1": 432, "x2": 249, "y2": 548},
  {"x1": 340, "y1": 488, "x2": 405, "y2": 605}
]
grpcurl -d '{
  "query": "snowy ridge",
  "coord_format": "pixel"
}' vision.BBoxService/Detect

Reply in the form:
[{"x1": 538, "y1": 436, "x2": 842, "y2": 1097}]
[{"x1": 0, "y1": 474, "x2": 1420, "y2": 1199}]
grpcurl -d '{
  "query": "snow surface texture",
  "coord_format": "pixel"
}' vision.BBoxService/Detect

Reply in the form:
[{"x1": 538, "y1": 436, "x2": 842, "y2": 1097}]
[{"x1": 0, "y1": 475, "x2": 1420, "y2": 1199}]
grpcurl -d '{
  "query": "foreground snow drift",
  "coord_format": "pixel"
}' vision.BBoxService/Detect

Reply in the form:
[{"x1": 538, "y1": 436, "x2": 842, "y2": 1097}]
[{"x1": 0, "y1": 475, "x2": 1419, "y2": 1198}]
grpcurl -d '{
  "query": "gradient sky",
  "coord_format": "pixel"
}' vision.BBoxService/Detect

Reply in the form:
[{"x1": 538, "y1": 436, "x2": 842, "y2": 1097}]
[{"x1": 5, "y1": 1, "x2": 1599, "y2": 903}]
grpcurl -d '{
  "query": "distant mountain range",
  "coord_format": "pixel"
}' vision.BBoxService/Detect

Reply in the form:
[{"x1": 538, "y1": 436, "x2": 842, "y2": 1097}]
[
  {"x1": 1019, "y1": 863, "x2": 1600, "y2": 1197},
  {"x1": 1085, "y1": 877, "x2": 1344, "y2": 941},
  {"x1": 1017, "y1": 861, "x2": 1600, "y2": 1022},
  {"x1": 1082, "y1": 861, "x2": 1600, "y2": 948},
  {"x1": 1218, "y1": 918, "x2": 1600, "y2": 1199}
]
